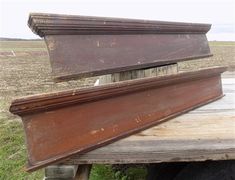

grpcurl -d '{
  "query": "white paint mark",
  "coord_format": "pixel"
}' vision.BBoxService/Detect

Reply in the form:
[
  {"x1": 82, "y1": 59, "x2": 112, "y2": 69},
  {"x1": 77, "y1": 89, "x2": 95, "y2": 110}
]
[
  {"x1": 113, "y1": 124, "x2": 118, "y2": 132},
  {"x1": 27, "y1": 124, "x2": 31, "y2": 129},
  {"x1": 135, "y1": 118, "x2": 140, "y2": 123},
  {"x1": 135, "y1": 116, "x2": 142, "y2": 123},
  {"x1": 99, "y1": 59, "x2": 105, "y2": 63},
  {"x1": 90, "y1": 130, "x2": 99, "y2": 135},
  {"x1": 94, "y1": 79, "x2": 100, "y2": 86},
  {"x1": 110, "y1": 42, "x2": 116, "y2": 47},
  {"x1": 97, "y1": 41, "x2": 100, "y2": 47},
  {"x1": 72, "y1": 90, "x2": 76, "y2": 95}
]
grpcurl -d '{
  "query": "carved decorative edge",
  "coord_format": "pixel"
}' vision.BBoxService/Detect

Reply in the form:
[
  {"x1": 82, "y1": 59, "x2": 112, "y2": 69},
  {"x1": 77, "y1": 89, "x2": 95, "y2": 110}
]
[
  {"x1": 28, "y1": 13, "x2": 211, "y2": 37},
  {"x1": 10, "y1": 67, "x2": 226, "y2": 115}
]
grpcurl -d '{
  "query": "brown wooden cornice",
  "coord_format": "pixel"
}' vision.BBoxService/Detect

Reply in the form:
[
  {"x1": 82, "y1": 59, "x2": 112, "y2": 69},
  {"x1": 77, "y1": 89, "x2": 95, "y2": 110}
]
[
  {"x1": 9, "y1": 66, "x2": 226, "y2": 171},
  {"x1": 10, "y1": 67, "x2": 226, "y2": 116},
  {"x1": 28, "y1": 13, "x2": 211, "y2": 37}
]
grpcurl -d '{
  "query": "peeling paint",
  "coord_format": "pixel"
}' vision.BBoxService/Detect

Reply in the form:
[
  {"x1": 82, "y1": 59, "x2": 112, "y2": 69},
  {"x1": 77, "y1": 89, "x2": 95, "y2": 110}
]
[
  {"x1": 113, "y1": 124, "x2": 118, "y2": 132},
  {"x1": 46, "y1": 36, "x2": 56, "y2": 51},
  {"x1": 72, "y1": 90, "x2": 76, "y2": 96},
  {"x1": 135, "y1": 116, "x2": 142, "y2": 123},
  {"x1": 90, "y1": 130, "x2": 99, "y2": 135},
  {"x1": 110, "y1": 42, "x2": 116, "y2": 47},
  {"x1": 96, "y1": 41, "x2": 100, "y2": 47},
  {"x1": 99, "y1": 59, "x2": 105, "y2": 63}
]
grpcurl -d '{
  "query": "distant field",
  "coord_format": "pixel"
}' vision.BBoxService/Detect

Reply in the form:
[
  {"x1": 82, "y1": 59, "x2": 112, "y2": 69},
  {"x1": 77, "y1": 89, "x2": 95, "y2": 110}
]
[
  {"x1": 179, "y1": 41, "x2": 235, "y2": 71},
  {"x1": 0, "y1": 40, "x2": 234, "y2": 179},
  {"x1": 0, "y1": 40, "x2": 45, "y2": 49}
]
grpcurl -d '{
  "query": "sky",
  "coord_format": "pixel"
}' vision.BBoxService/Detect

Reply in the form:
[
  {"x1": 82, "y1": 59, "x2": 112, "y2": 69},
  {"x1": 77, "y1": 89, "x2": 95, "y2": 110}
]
[{"x1": 0, "y1": 0, "x2": 234, "y2": 41}]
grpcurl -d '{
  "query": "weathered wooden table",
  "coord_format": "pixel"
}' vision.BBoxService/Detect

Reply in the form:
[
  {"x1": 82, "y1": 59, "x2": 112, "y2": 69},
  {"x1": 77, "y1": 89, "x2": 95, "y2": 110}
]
[{"x1": 46, "y1": 73, "x2": 234, "y2": 179}]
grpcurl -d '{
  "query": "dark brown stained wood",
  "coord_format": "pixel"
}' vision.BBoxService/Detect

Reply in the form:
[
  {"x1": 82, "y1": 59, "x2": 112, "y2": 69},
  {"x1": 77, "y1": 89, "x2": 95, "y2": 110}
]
[
  {"x1": 28, "y1": 13, "x2": 211, "y2": 36},
  {"x1": 28, "y1": 13, "x2": 212, "y2": 81},
  {"x1": 9, "y1": 67, "x2": 226, "y2": 171}
]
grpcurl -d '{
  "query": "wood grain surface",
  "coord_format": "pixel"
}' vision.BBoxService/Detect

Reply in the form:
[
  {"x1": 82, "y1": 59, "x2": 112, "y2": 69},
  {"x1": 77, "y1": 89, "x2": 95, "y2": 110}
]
[
  {"x1": 9, "y1": 67, "x2": 226, "y2": 171},
  {"x1": 65, "y1": 77, "x2": 235, "y2": 164},
  {"x1": 28, "y1": 13, "x2": 212, "y2": 81}
]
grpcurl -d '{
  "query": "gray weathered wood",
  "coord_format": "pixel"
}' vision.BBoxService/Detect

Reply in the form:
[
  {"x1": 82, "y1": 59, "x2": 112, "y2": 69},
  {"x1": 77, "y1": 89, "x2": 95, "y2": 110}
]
[
  {"x1": 99, "y1": 64, "x2": 178, "y2": 84},
  {"x1": 44, "y1": 165, "x2": 78, "y2": 179},
  {"x1": 65, "y1": 76, "x2": 235, "y2": 165},
  {"x1": 74, "y1": 165, "x2": 92, "y2": 180}
]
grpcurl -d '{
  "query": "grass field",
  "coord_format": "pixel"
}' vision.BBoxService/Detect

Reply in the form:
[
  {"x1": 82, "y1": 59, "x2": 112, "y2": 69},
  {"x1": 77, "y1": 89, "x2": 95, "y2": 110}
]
[{"x1": 0, "y1": 40, "x2": 234, "y2": 179}]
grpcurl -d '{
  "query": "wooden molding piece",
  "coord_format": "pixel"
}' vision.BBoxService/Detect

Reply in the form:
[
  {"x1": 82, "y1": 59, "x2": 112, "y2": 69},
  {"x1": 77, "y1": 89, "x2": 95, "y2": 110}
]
[
  {"x1": 10, "y1": 67, "x2": 226, "y2": 171},
  {"x1": 28, "y1": 13, "x2": 212, "y2": 81},
  {"x1": 28, "y1": 13, "x2": 211, "y2": 36}
]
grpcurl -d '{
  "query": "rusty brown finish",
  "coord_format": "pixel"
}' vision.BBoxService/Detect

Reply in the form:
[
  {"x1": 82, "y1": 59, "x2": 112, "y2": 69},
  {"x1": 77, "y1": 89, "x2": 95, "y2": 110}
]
[
  {"x1": 9, "y1": 67, "x2": 226, "y2": 171},
  {"x1": 28, "y1": 13, "x2": 212, "y2": 81},
  {"x1": 10, "y1": 67, "x2": 224, "y2": 115}
]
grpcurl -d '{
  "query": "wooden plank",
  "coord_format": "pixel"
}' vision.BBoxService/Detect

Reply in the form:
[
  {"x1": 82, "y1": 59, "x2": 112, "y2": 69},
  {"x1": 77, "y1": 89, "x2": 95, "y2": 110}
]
[
  {"x1": 28, "y1": 13, "x2": 211, "y2": 81},
  {"x1": 75, "y1": 165, "x2": 92, "y2": 180},
  {"x1": 44, "y1": 165, "x2": 78, "y2": 179},
  {"x1": 64, "y1": 78, "x2": 235, "y2": 164},
  {"x1": 9, "y1": 67, "x2": 226, "y2": 171},
  {"x1": 99, "y1": 64, "x2": 178, "y2": 85}
]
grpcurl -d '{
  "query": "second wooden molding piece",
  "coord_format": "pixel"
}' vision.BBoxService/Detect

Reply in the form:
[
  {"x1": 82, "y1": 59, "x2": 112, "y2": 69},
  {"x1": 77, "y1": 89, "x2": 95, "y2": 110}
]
[
  {"x1": 28, "y1": 13, "x2": 212, "y2": 81},
  {"x1": 10, "y1": 67, "x2": 226, "y2": 171}
]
